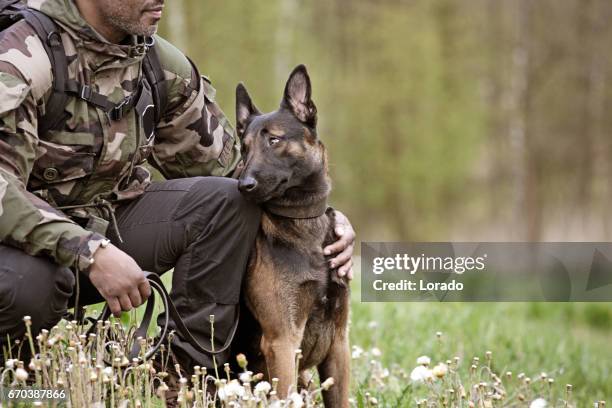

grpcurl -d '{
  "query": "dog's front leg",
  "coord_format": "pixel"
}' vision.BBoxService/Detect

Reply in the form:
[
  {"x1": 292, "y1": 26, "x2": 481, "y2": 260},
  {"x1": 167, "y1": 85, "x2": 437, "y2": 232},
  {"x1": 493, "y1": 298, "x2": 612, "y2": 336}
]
[
  {"x1": 317, "y1": 330, "x2": 350, "y2": 408},
  {"x1": 260, "y1": 332, "x2": 302, "y2": 398}
]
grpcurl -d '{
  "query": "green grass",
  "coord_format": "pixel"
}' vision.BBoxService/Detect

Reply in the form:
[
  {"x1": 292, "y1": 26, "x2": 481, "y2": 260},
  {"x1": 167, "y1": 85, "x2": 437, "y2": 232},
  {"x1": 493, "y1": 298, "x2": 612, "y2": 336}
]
[
  {"x1": 4, "y1": 269, "x2": 610, "y2": 406},
  {"x1": 147, "y1": 269, "x2": 611, "y2": 405},
  {"x1": 349, "y1": 274, "x2": 612, "y2": 406}
]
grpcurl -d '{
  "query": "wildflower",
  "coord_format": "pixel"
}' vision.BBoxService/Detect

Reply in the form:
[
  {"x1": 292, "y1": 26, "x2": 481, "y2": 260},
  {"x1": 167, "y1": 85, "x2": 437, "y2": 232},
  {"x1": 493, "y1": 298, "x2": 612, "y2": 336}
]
[
  {"x1": 236, "y1": 353, "x2": 248, "y2": 369},
  {"x1": 156, "y1": 382, "x2": 169, "y2": 398},
  {"x1": 530, "y1": 398, "x2": 548, "y2": 408},
  {"x1": 367, "y1": 321, "x2": 378, "y2": 329},
  {"x1": 371, "y1": 347, "x2": 382, "y2": 357},
  {"x1": 288, "y1": 392, "x2": 304, "y2": 407},
  {"x1": 4, "y1": 359, "x2": 15, "y2": 369},
  {"x1": 416, "y1": 356, "x2": 431, "y2": 366},
  {"x1": 221, "y1": 381, "x2": 246, "y2": 400},
  {"x1": 351, "y1": 346, "x2": 364, "y2": 359},
  {"x1": 239, "y1": 371, "x2": 252, "y2": 383},
  {"x1": 410, "y1": 366, "x2": 433, "y2": 383},
  {"x1": 321, "y1": 377, "x2": 335, "y2": 390},
  {"x1": 254, "y1": 381, "x2": 271, "y2": 395},
  {"x1": 432, "y1": 363, "x2": 448, "y2": 378},
  {"x1": 15, "y1": 367, "x2": 28, "y2": 381}
]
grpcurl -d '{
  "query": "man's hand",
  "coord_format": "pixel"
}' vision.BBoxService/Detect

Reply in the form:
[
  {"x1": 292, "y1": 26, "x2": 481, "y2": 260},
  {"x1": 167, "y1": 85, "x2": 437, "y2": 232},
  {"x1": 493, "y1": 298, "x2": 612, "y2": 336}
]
[
  {"x1": 88, "y1": 244, "x2": 151, "y2": 317},
  {"x1": 324, "y1": 210, "x2": 356, "y2": 279}
]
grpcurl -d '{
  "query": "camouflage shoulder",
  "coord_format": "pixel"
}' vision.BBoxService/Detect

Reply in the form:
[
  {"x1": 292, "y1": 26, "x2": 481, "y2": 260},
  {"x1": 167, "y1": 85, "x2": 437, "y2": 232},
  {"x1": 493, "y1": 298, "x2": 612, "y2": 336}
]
[
  {"x1": 0, "y1": 19, "x2": 53, "y2": 102},
  {"x1": 153, "y1": 34, "x2": 194, "y2": 83}
]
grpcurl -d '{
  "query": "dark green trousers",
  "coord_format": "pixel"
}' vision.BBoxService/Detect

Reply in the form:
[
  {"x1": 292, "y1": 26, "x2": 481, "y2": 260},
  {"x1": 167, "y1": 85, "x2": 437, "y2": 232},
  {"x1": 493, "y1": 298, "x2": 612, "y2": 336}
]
[{"x1": 0, "y1": 176, "x2": 261, "y2": 369}]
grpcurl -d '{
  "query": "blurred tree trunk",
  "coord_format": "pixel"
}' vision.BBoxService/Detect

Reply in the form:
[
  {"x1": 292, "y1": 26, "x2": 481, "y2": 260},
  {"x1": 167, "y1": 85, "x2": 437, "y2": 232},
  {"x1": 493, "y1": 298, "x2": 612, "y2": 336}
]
[
  {"x1": 573, "y1": 0, "x2": 599, "y2": 223},
  {"x1": 509, "y1": 0, "x2": 540, "y2": 241},
  {"x1": 484, "y1": 0, "x2": 507, "y2": 223}
]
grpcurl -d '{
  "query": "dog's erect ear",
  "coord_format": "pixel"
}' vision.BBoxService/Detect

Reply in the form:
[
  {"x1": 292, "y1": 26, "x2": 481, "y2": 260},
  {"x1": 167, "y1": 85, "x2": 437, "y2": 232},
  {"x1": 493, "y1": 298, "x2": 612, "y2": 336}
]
[
  {"x1": 281, "y1": 65, "x2": 317, "y2": 128},
  {"x1": 236, "y1": 83, "x2": 261, "y2": 138}
]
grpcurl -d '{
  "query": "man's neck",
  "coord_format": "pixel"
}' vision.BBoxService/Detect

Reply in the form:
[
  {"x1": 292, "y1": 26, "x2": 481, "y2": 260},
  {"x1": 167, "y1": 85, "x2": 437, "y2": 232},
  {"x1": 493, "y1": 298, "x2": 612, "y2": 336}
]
[{"x1": 73, "y1": 0, "x2": 127, "y2": 44}]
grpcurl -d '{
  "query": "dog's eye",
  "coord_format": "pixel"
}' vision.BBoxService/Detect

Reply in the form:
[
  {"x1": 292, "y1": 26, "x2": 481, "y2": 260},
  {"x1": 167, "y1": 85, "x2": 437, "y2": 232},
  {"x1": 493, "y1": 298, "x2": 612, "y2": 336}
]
[{"x1": 269, "y1": 137, "x2": 281, "y2": 146}]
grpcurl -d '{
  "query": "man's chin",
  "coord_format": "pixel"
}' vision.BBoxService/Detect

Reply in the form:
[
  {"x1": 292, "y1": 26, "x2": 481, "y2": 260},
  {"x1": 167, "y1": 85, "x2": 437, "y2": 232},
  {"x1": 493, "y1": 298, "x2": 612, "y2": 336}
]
[{"x1": 142, "y1": 24, "x2": 158, "y2": 37}]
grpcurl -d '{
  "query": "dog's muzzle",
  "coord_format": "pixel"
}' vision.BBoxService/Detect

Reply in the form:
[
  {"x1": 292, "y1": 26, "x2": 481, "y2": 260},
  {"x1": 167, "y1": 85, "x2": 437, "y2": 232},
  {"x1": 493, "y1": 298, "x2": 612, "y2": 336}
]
[{"x1": 238, "y1": 176, "x2": 258, "y2": 193}]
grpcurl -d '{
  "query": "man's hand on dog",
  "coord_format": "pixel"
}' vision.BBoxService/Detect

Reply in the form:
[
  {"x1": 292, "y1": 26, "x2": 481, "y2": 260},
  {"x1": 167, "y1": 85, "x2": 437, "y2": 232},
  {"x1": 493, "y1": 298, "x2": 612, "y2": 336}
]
[
  {"x1": 324, "y1": 210, "x2": 356, "y2": 279},
  {"x1": 88, "y1": 244, "x2": 151, "y2": 317}
]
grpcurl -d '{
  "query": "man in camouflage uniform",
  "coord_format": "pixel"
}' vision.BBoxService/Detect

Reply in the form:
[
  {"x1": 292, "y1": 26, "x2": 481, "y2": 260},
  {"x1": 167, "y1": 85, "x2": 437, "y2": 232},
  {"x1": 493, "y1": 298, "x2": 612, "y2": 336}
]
[{"x1": 0, "y1": 0, "x2": 355, "y2": 371}]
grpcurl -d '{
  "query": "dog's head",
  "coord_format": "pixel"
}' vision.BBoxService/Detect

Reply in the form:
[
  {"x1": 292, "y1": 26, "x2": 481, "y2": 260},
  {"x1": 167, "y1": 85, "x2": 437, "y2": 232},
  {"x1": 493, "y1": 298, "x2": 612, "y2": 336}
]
[{"x1": 235, "y1": 65, "x2": 326, "y2": 203}]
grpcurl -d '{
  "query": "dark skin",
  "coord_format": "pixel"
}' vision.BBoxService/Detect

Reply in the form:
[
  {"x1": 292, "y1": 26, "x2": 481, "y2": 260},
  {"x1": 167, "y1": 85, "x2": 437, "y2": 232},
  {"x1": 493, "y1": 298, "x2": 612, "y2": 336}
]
[{"x1": 73, "y1": 0, "x2": 356, "y2": 317}]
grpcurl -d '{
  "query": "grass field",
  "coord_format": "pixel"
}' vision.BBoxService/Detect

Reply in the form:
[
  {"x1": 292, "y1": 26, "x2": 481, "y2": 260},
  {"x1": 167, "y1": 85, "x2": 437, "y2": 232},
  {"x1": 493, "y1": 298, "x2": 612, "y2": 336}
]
[
  {"x1": 1, "y1": 266, "x2": 610, "y2": 407},
  {"x1": 348, "y1": 261, "x2": 611, "y2": 406}
]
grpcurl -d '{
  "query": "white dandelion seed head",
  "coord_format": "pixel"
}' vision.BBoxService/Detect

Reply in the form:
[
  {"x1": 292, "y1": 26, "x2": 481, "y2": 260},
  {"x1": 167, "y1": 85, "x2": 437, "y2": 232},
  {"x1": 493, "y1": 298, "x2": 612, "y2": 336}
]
[
  {"x1": 239, "y1": 371, "x2": 252, "y2": 383},
  {"x1": 254, "y1": 381, "x2": 271, "y2": 395},
  {"x1": 15, "y1": 367, "x2": 29, "y2": 381},
  {"x1": 351, "y1": 346, "x2": 364, "y2": 359},
  {"x1": 410, "y1": 365, "x2": 433, "y2": 383},
  {"x1": 288, "y1": 392, "x2": 304, "y2": 407},
  {"x1": 416, "y1": 355, "x2": 431, "y2": 366},
  {"x1": 530, "y1": 398, "x2": 548, "y2": 408},
  {"x1": 321, "y1": 377, "x2": 335, "y2": 390},
  {"x1": 218, "y1": 380, "x2": 245, "y2": 400}
]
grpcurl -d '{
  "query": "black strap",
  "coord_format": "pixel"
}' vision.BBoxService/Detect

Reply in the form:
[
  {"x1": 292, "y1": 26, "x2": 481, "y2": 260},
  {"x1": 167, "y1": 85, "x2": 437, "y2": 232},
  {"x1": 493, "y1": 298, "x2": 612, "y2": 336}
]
[
  {"x1": 0, "y1": 0, "x2": 22, "y2": 11},
  {"x1": 64, "y1": 79, "x2": 147, "y2": 121},
  {"x1": 20, "y1": 9, "x2": 70, "y2": 134},
  {"x1": 88, "y1": 272, "x2": 239, "y2": 364},
  {"x1": 142, "y1": 40, "x2": 167, "y2": 125},
  {"x1": 264, "y1": 199, "x2": 330, "y2": 219}
]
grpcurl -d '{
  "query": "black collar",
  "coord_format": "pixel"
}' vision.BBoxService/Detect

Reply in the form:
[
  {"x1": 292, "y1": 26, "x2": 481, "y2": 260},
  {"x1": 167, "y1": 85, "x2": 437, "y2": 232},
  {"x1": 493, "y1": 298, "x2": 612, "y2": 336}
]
[{"x1": 263, "y1": 198, "x2": 329, "y2": 219}]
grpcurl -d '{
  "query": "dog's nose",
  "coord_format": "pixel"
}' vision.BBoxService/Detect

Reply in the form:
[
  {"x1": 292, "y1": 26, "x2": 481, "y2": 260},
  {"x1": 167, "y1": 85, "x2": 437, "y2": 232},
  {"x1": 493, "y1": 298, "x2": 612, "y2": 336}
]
[{"x1": 238, "y1": 177, "x2": 258, "y2": 193}]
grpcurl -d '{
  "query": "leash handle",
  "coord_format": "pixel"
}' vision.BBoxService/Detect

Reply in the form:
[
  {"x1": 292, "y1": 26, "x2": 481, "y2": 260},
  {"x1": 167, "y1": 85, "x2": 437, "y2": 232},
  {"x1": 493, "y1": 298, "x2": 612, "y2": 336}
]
[{"x1": 87, "y1": 271, "x2": 239, "y2": 364}]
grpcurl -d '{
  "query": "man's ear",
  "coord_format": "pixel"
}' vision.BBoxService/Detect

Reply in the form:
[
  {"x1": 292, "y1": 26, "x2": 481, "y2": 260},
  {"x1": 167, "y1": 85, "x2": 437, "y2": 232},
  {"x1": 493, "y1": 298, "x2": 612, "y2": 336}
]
[
  {"x1": 236, "y1": 83, "x2": 260, "y2": 138},
  {"x1": 281, "y1": 64, "x2": 317, "y2": 128}
]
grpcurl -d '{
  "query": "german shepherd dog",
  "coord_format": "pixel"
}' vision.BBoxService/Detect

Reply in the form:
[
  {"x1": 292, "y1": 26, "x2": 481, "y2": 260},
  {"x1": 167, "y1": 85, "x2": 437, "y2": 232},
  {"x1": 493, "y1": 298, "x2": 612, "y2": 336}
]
[{"x1": 233, "y1": 65, "x2": 350, "y2": 406}]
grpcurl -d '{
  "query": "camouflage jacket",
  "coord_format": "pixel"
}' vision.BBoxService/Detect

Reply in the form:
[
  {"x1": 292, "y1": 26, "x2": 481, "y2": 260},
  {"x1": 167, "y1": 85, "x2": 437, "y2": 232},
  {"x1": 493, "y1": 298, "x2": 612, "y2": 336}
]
[{"x1": 0, "y1": 0, "x2": 240, "y2": 271}]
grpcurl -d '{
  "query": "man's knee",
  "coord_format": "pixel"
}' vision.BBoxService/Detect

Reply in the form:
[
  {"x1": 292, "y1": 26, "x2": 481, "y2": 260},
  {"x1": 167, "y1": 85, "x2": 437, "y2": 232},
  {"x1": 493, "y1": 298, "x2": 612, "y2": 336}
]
[
  {"x1": 187, "y1": 176, "x2": 261, "y2": 232},
  {"x1": 0, "y1": 246, "x2": 74, "y2": 340}
]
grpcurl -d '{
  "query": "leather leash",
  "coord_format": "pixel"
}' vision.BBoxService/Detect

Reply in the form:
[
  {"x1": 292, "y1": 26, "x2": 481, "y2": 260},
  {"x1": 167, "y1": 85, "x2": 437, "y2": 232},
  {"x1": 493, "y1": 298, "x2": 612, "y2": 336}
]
[{"x1": 87, "y1": 272, "x2": 239, "y2": 365}]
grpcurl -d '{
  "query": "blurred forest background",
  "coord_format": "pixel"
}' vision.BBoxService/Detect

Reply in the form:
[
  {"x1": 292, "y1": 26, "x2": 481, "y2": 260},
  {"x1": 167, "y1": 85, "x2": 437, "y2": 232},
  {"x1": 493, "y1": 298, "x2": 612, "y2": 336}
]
[{"x1": 159, "y1": 0, "x2": 612, "y2": 243}]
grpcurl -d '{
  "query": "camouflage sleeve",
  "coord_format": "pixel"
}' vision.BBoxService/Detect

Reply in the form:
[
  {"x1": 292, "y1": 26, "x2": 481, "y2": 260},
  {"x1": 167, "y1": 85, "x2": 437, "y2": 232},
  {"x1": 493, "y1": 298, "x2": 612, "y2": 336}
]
[
  {"x1": 150, "y1": 36, "x2": 241, "y2": 178},
  {"x1": 0, "y1": 49, "x2": 106, "y2": 271}
]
